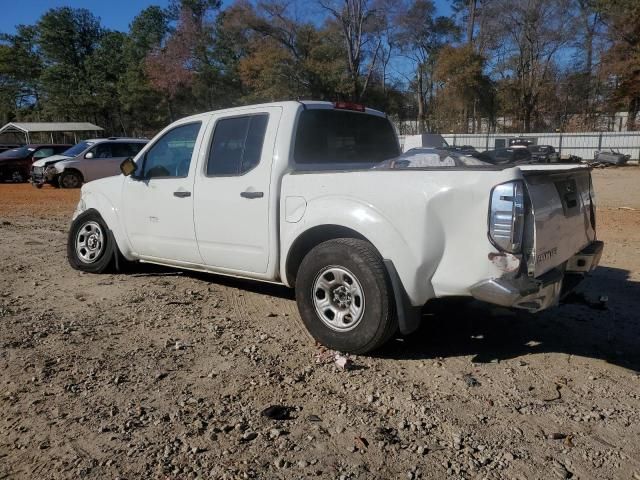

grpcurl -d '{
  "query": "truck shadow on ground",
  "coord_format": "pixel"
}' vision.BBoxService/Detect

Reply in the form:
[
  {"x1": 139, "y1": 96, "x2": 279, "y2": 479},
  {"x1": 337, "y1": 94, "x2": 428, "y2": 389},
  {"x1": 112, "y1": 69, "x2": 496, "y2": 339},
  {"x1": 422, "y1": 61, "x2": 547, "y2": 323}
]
[
  {"x1": 378, "y1": 266, "x2": 640, "y2": 372},
  {"x1": 126, "y1": 263, "x2": 638, "y2": 371}
]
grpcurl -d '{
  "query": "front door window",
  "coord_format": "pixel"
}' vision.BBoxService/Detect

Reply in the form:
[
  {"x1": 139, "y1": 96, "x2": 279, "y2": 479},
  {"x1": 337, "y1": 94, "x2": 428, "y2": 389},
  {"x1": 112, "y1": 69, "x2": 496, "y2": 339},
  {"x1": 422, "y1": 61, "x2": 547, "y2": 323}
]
[{"x1": 141, "y1": 123, "x2": 201, "y2": 179}]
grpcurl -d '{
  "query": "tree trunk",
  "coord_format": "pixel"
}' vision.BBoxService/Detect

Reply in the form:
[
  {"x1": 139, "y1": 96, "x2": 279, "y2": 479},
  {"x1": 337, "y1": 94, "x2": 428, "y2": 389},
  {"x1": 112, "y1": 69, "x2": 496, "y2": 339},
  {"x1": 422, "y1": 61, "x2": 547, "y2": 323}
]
[
  {"x1": 352, "y1": 75, "x2": 360, "y2": 102},
  {"x1": 628, "y1": 97, "x2": 639, "y2": 131},
  {"x1": 417, "y1": 67, "x2": 425, "y2": 134},
  {"x1": 167, "y1": 98, "x2": 175, "y2": 123},
  {"x1": 462, "y1": 105, "x2": 468, "y2": 134},
  {"x1": 523, "y1": 100, "x2": 533, "y2": 133},
  {"x1": 467, "y1": 0, "x2": 477, "y2": 45}
]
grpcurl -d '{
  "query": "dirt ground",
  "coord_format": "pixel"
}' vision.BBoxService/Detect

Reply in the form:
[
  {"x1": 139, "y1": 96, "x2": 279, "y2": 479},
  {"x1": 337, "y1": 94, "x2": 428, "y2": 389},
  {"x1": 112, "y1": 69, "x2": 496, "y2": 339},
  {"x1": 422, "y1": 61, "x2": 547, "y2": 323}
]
[{"x1": 1, "y1": 167, "x2": 639, "y2": 480}]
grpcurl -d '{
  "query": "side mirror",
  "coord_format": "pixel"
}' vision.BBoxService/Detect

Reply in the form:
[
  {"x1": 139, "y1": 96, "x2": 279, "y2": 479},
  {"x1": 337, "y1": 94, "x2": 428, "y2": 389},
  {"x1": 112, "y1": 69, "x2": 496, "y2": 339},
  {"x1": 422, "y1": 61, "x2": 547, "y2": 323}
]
[
  {"x1": 85, "y1": 151, "x2": 94, "y2": 159},
  {"x1": 120, "y1": 157, "x2": 138, "y2": 177}
]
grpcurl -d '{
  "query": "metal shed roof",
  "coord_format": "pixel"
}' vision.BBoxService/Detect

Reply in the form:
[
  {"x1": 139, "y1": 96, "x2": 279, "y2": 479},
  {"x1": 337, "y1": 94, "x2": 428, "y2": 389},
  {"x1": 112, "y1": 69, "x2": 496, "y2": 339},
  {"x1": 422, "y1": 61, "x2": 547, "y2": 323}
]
[{"x1": 0, "y1": 122, "x2": 103, "y2": 133}]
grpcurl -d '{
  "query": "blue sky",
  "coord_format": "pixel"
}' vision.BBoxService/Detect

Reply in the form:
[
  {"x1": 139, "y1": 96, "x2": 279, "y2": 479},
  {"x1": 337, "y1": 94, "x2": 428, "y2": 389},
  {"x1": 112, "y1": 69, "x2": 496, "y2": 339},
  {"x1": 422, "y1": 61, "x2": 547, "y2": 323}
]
[
  {"x1": 1, "y1": 0, "x2": 171, "y2": 33},
  {"x1": 2, "y1": 0, "x2": 453, "y2": 34}
]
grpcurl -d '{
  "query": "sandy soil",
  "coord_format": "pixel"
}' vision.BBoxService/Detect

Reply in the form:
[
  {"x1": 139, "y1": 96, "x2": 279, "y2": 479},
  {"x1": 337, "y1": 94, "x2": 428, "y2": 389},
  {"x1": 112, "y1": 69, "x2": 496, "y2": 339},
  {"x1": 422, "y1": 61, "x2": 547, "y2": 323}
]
[{"x1": 1, "y1": 168, "x2": 639, "y2": 480}]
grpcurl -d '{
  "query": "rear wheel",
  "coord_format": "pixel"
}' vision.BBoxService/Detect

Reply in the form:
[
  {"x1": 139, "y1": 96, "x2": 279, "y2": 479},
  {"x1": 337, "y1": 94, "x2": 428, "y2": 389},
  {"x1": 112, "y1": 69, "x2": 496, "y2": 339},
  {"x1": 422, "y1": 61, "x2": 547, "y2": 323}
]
[
  {"x1": 295, "y1": 238, "x2": 397, "y2": 354},
  {"x1": 59, "y1": 170, "x2": 83, "y2": 188},
  {"x1": 10, "y1": 170, "x2": 26, "y2": 183},
  {"x1": 67, "y1": 210, "x2": 114, "y2": 273}
]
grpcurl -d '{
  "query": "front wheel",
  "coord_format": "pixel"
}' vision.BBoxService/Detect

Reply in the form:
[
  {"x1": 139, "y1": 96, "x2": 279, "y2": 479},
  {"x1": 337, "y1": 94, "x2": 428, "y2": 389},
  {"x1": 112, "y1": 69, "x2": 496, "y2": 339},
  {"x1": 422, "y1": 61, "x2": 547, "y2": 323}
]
[
  {"x1": 295, "y1": 238, "x2": 397, "y2": 354},
  {"x1": 58, "y1": 170, "x2": 82, "y2": 188},
  {"x1": 67, "y1": 210, "x2": 115, "y2": 273}
]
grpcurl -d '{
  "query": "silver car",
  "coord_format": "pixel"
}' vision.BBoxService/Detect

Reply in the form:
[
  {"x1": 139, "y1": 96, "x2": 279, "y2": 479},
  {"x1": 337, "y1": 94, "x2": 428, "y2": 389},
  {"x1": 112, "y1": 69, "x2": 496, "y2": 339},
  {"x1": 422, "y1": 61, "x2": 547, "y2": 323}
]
[{"x1": 31, "y1": 137, "x2": 148, "y2": 188}]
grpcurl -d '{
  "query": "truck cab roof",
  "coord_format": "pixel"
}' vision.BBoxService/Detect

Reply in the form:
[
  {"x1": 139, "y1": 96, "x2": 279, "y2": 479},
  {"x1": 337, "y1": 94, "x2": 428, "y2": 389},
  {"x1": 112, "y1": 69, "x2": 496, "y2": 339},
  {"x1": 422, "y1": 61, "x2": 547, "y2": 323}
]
[{"x1": 179, "y1": 101, "x2": 387, "y2": 124}]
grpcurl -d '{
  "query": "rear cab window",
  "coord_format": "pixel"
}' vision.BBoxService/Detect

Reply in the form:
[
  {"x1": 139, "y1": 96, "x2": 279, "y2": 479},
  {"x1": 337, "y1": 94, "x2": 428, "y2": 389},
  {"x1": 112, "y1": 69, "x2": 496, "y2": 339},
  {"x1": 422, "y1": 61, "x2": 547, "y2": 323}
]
[{"x1": 293, "y1": 108, "x2": 400, "y2": 169}]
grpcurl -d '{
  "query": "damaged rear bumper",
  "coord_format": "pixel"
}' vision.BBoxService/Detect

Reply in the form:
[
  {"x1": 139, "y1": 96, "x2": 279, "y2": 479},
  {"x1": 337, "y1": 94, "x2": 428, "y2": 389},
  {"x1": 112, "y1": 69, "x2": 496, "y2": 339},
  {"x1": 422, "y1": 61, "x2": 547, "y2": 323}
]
[{"x1": 470, "y1": 241, "x2": 604, "y2": 312}]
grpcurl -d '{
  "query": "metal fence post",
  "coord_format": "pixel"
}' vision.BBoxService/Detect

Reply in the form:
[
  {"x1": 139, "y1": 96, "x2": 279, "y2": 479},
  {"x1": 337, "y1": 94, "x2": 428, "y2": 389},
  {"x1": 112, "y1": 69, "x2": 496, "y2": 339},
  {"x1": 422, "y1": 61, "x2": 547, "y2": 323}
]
[{"x1": 558, "y1": 132, "x2": 563, "y2": 157}]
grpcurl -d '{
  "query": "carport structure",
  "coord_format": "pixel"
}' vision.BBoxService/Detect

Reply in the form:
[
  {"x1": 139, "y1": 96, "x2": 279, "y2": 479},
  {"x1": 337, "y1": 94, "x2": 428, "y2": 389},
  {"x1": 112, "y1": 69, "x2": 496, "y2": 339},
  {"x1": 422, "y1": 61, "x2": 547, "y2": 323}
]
[{"x1": 0, "y1": 122, "x2": 103, "y2": 145}]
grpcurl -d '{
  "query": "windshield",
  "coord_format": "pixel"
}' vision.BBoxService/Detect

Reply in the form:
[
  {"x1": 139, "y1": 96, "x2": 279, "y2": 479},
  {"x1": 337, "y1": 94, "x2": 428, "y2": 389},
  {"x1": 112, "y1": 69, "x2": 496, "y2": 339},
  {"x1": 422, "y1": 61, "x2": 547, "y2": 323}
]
[
  {"x1": 293, "y1": 109, "x2": 400, "y2": 166},
  {"x1": 0, "y1": 146, "x2": 31, "y2": 159},
  {"x1": 62, "y1": 141, "x2": 94, "y2": 157},
  {"x1": 375, "y1": 148, "x2": 494, "y2": 169}
]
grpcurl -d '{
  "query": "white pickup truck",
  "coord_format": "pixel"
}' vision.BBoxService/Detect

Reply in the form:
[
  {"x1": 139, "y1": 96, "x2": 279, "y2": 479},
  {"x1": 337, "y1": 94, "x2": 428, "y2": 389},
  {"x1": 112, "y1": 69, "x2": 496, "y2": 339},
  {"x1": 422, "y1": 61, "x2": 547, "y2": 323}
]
[{"x1": 67, "y1": 101, "x2": 603, "y2": 353}]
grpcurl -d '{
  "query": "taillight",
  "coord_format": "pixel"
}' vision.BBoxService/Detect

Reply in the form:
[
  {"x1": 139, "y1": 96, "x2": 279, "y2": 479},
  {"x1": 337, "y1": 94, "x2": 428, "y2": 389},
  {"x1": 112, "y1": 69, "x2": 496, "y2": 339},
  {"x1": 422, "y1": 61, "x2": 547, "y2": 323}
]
[
  {"x1": 489, "y1": 180, "x2": 525, "y2": 253},
  {"x1": 333, "y1": 101, "x2": 365, "y2": 112}
]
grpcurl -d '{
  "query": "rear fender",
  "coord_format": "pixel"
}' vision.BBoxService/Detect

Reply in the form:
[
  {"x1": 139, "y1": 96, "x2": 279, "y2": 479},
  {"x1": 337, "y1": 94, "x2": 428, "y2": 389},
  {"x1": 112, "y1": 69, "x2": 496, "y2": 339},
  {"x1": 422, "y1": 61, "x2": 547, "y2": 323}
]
[{"x1": 280, "y1": 196, "x2": 437, "y2": 304}]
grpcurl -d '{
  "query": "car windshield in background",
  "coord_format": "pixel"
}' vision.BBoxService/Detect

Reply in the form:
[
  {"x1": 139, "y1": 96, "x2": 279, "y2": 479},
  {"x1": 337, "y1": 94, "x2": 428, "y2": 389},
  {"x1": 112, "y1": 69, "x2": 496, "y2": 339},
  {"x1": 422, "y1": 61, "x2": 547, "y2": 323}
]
[
  {"x1": 375, "y1": 148, "x2": 493, "y2": 169},
  {"x1": 294, "y1": 109, "x2": 400, "y2": 166},
  {"x1": 62, "y1": 141, "x2": 94, "y2": 157}
]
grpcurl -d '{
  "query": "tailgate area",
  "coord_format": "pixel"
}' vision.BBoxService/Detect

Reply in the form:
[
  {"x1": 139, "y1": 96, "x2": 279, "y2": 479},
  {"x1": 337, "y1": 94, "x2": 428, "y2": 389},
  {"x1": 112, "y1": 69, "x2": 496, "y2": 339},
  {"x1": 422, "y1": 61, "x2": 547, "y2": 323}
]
[{"x1": 522, "y1": 168, "x2": 596, "y2": 277}]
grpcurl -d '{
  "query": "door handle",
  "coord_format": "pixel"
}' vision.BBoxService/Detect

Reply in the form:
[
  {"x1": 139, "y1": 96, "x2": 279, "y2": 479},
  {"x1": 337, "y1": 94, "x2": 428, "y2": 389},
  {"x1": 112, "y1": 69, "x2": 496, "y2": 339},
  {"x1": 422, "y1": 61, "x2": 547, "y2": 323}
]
[
  {"x1": 240, "y1": 191, "x2": 264, "y2": 199},
  {"x1": 173, "y1": 191, "x2": 191, "y2": 198}
]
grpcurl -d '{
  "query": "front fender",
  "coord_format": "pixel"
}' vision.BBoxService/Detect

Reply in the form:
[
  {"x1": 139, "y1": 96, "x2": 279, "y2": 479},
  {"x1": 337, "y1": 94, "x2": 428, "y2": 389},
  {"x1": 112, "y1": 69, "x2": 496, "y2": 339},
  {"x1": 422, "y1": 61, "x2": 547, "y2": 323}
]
[
  {"x1": 74, "y1": 181, "x2": 135, "y2": 260},
  {"x1": 56, "y1": 160, "x2": 83, "y2": 173},
  {"x1": 280, "y1": 195, "x2": 443, "y2": 304}
]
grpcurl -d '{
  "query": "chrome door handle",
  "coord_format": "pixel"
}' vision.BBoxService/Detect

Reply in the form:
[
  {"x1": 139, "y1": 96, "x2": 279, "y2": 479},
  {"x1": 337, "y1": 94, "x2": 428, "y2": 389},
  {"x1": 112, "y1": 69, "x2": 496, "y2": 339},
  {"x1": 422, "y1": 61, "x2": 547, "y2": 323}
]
[
  {"x1": 240, "y1": 191, "x2": 264, "y2": 199},
  {"x1": 173, "y1": 191, "x2": 191, "y2": 198}
]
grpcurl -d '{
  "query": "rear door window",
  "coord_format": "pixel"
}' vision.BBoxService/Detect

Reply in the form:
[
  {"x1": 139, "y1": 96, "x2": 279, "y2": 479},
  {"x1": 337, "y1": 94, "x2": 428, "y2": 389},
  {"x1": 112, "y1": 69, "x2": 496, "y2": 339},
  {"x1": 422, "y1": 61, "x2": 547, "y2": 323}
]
[
  {"x1": 111, "y1": 143, "x2": 139, "y2": 157},
  {"x1": 206, "y1": 114, "x2": 269, "y2": 176},
  {"x1": 90, "y1": 143, "x2": 114, "y2": 159},
  {"x1": 129, "y1": 143, "x2": 146, "y2": 155}
]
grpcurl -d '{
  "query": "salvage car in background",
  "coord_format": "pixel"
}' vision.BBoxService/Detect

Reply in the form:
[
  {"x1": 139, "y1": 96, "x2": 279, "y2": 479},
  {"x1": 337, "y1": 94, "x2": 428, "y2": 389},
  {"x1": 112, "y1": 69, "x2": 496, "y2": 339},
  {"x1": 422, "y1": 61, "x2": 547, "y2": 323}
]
[
  {"x1": 593, "y1": 149, "x2": 630, "y2": 166},
  {"x1": 66, "y1": 100, "x2": 603, "y2": 354},
  {"x1": 475, "y1": 147, "x2": 533, "y2": 165},
  {"x1": 527, "y1": 145, "x2": 560, "y2": 163},
  {"x1": 0, "y1": 144, "x2": 21, "y2": 154},
  {"x1": 0, "y1": 144, "x2": 71, "y2": 182},
  {"x1": 31, "y1": 138, "x2": 148, "y2": 188}
]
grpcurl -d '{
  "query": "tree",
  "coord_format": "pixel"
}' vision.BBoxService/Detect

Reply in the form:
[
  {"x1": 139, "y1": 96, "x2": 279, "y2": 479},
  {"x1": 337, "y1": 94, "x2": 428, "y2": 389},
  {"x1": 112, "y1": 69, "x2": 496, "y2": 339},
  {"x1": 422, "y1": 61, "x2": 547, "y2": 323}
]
[
  {"x1": 0, "y1": 25, "x2": 43, "y2": 121},
  {"x1": 397, "y1": 0, "x2": 459, "y2": 132},
  {"x1": 218, "y1": 0, "x2": 345, "y2": 102},
  {"x1": 318, "y1": 0, "x2": 384, "y2": 101},
  {"x1": 485, "y1": 0, "x2": 575, "y2": 132},
  {"x1": 145, "y1": 10, "x2": 198, "y2": 121},
  {"x1": 597, "y1": 0, "x2": 640, "y2": 130},
  {"x1": 118, "y1": 6, "x2": 171, "y2": 135},
  {"x1": 36, "y1": 7, "x2": 104, "y2": 120},
  {"x1": 85, "y1": 32, "x2": 128, "y2": 134},
  {"x1": 433, "y1": 45, "x2": 494, "y2": 132}
]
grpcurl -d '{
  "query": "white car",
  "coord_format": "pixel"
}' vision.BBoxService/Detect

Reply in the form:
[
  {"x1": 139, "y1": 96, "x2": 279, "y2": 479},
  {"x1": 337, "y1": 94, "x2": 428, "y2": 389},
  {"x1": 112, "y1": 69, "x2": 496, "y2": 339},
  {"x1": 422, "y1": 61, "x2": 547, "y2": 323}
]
[
  {"x1": 67, "y1": 101, "x2": 603, "y2": 353},
  {"x1": 31, "y1": 138, "x2": 148, "y2": 188}
]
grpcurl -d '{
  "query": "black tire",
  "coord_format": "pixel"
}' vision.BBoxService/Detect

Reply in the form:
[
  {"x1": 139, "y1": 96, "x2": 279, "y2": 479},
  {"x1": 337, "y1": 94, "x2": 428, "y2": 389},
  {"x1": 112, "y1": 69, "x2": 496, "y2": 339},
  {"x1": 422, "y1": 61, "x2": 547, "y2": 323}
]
[
  {"x1": 10, "y1": 170, "x2": 26, "y2": 183},
  {"x1": 58, "y1": 170, "x2": 83, "y2": 188},
  {"x1": 67, "y1": 210, "x2": 115, "y2": 273},
  {"x1": 295, "y1": 238, "x2": 397, "y2": 354}
]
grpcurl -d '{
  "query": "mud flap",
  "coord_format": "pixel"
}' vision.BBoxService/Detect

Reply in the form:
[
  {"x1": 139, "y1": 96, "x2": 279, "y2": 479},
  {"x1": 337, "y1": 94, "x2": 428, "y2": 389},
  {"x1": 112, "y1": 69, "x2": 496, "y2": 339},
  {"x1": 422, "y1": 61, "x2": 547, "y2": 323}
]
[
  {"x1": 107, "y1": 229, "x2": 120, "y2": 272},
  {"x1": 384, "y1": 259, "x2": 422, "y2": 335}
]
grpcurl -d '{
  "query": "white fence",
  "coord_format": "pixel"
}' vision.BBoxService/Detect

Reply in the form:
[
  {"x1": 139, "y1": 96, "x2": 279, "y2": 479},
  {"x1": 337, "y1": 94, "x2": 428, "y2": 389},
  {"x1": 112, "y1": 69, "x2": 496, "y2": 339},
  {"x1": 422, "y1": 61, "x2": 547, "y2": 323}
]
[{"x1": 440, "y1": 132, "x2": 640, "y2": 160}]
